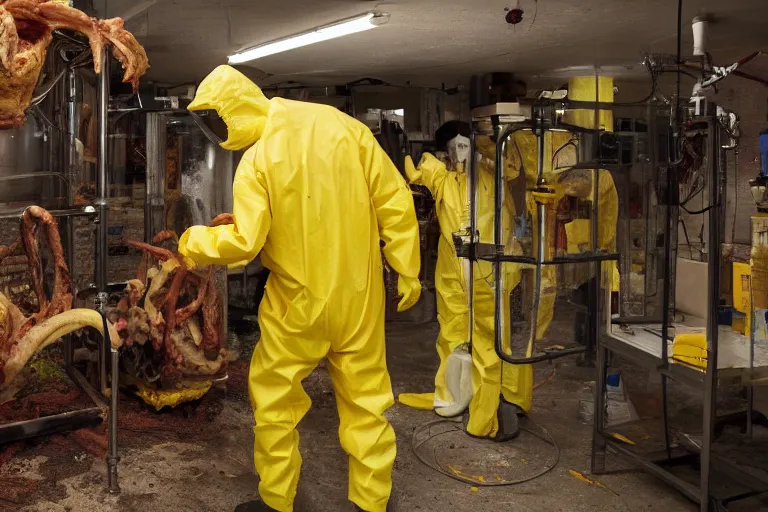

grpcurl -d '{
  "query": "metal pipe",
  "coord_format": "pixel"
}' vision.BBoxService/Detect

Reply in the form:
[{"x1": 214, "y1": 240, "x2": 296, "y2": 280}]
[
  {"x1": 659, "y1": 87, "x2": 681, "y2": 464},
  {"x1": 603, "y1": 439, "x2": 701, "y2": 503},
  {"x1": 64, "y1": 67, "x2": 77, "y2": 370},
  {"x1": 0, "y1": 408, "x2": 102, "y2": 445},
  {"x1": 528, "y1": 111, "x2": 546, "y2": 358},
  {"x1": 31, "y1": 69, "x2": 68, "y2": 106},
  {"x1": 53, "y1": 30, "x2": 89, "y2": 48},
  {"x1": 591, "y1": 344, "x2": 609, "y2": 474},
  {"x1": 748, "y1": 273, "x2": 755, "y2": 438},
  {"x1": 96, "y1": 46, "x2": 109, "y2": 394},
  {"x1": 0, "y1": 207, "x2": 97, "y2": 221},
  {"x1": 493, "y1": 119, "x2": 506, "y2": 363},
  {"x1": 588, "y1": 70, "x2": 601, "y2": 363},
  {"x1": 0, "y1": 172, "x2": 70, "y2": 185},
  {"x1": 107, "y1": 348, "x2": 120, "y2": 494},
  {"x1": 700, "y1": 117, "x2": 720, "y2": 512},
  {"x1": 467, "y1": 130, "x2": 477, "y2": 350},
  {"x1": 660, "y1": 145, "x2": 677, "y2": 366},
  {"x1": 66, "y1": 367, "x2": 106, "y2": 409},
  {"x1": 491, "y1": 123, "x2": 536, "y2": 365},
  {"x1": 95, "y1": 48, "x2": 120, "y2": 485}
]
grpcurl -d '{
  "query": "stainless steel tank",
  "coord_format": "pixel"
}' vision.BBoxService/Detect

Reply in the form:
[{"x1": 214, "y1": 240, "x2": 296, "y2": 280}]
[
  {"x1": 0, "y1": 116, "x2": 49, "y2": 206},
  {"x1": 145, "y1": 111, "x2": 233, "y2": 343}
]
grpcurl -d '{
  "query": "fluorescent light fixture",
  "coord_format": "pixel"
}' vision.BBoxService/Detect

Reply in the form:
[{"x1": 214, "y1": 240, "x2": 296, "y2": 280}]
[{"x1": 228, "y1": 12, "x2": 388, "y2": 64}]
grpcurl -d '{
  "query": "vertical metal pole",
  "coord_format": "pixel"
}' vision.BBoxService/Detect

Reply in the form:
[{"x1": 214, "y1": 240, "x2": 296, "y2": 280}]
[
  {"x1": 701, "y1": 118, "x2": 720, "y2": 512},
  {"x1": 108, "y1": 347, "x2": 120, "y2": 494},
  {"x1": 64, "y1": 67, "x2": 77, "y2": 369},
  {"x1": 588, "y1": 72, "x2": 601, "y2": 362},
  {"x1": 591, "y1": 344, "x2": 609, "y2": 474},
  {"x1": 659, "y1": 87, "x2": 681, "y2": 464},
  {"x1": 619, "y1": 141, "x2": 632, "y2": 317},
  {"x1": 96, "y1": 47, "x2": 119, "y2": 494},
  {"x1": 591, "y1": 72, "x2": 600, "y2": 256},
  {"x1": 96, "y1": 47, "x2": 109, "y2": 395},
  {"x1": 493, "y1": 119, "x2": 505, "y2": 361},
  {"x1": 590, "y1": 70, "x2": 607, "y2": 476},
  {"x1": 529, "y1": 110, "x2": 546, "y2": 356},
  {"x1": 467, "y1": 130, "x2": 477, "y2": 349},
  {"x1": 748, "y1": 272, "x2": 755, "y2": 439}
]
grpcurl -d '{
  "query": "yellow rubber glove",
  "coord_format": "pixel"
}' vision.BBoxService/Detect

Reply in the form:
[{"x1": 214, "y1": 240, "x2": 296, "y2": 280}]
[
  {"x1": 404, "y1": 155, "x2": 419, "y2": 183},
  {"x1": 181, "y1": 253, "x2": 197, "y2": 270},
  {"x1": 397, "y1": 275, "x2": 421, "y2": 312}
]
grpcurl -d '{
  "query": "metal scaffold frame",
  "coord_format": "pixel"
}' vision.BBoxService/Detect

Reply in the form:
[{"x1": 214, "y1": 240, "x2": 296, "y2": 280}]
[
  {"x1": 0, "y1": 38, "x2": 121, "y2": 494},
  {"x1": 592, "y1": 107, "x2": 768, "y2": 511},
  {"x1": 461, "y1": 91, "x2": 619, "y2": 368}
]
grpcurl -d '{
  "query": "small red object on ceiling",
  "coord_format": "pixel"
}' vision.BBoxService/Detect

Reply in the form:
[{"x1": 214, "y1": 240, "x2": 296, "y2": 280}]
[{"x1": 506, "y1": 1, "x2": 524, "y2": 25}]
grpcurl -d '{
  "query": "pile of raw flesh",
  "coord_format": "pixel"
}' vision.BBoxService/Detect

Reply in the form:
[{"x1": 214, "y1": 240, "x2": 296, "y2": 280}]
[
  {"x1": 0, "y1": 0, "x2": 149, "y2": 128},
  {"x1": 112, "y1": 216, "x2": 229, "y2": 386},
  {"x1": 0, "y1": 206, "x2": 119, "y2": 391}
]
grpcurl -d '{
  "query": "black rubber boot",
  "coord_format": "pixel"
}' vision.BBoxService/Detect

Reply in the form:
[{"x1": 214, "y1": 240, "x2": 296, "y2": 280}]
[
  {"x1": 494, "y1": 401, "x2": 522, "y2": 442},
  {"x1": 354, "y1": 496, "x2": 397, "y2": 511},
  {"x1": 234, "y1": 500, "x2": 277, "y2": 512}
]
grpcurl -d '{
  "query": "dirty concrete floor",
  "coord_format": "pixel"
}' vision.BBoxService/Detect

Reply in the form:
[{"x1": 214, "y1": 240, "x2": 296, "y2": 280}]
[{"x1": 0, "y1": 322, "x2": 733, "y2": 512}]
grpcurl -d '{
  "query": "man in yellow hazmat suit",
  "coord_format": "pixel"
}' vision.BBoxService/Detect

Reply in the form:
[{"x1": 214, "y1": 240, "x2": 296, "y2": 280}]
[
  {"x1": 178, "y1": 65, "x2": 421, "y2": 512},
  {"x1": 403, "y1": 121, "x2": 533, "y2": 440}
]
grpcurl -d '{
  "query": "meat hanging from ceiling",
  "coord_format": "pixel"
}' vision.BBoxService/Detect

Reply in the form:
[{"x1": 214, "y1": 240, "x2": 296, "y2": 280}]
[
  {"x1": 0, "y1": 0, "x2": 150, "y2": 129},
  {"x1": 113, "y1": 220, "x2": 228, "y2": 386},
  {"x1": 0, "y1": 206, "x2": 120, "y2": 391}
]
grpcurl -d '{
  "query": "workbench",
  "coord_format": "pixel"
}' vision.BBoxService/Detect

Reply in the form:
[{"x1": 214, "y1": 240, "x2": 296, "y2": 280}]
[{"x1": 605, "y1": 321, "x2": 768, "y2": 384}]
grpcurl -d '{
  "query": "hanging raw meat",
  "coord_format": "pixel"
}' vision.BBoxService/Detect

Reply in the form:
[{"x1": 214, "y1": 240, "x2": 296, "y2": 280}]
[{"x1": 0, "y1": 0, "x2": 149, "y2": 129}]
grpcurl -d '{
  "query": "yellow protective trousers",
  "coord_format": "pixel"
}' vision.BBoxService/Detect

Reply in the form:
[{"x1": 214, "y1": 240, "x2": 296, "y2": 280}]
[{"x1": 250, "y1": 273, "x2": 394, "y2": 512}]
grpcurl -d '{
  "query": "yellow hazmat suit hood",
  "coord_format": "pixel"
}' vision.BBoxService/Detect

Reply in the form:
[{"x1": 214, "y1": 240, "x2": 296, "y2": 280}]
[{"x1": 188, "y1": 65, "x2": 271, "y2": 150}]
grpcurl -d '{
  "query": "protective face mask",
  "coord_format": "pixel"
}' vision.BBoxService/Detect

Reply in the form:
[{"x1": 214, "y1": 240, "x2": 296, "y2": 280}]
[
  {"x1": 189, "y1": 109, "x2": 228, "y2": 145},
  {"x1": 447, "y1": 135, "x2": 470, "y2": 170}
]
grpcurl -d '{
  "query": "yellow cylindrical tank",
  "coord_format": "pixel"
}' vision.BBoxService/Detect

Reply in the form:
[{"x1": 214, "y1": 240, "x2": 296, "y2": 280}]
[
  {"x1": 563, "y1": 76, "x2": 615, "y2": 132},
  {"x1": 561, "y1": 76, "x2": 619, "y2": 291}
]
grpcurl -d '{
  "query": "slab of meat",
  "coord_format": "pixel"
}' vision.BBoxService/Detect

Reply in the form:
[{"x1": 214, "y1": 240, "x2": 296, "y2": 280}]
[
  {"x1": 116, "y1": 222, "x2": 228, "y2": 386},
  {"x1": 0, "y1": 0, "x2": 149, "y2": 129},
  {"x1": 0, "y1": 206, "x2": 120, "y2": 390}
]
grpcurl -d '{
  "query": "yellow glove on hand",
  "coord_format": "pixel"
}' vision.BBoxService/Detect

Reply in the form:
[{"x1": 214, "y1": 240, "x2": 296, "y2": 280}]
[
  {"x1": 181, "y1": 254, "x2": 197, "y2": 270},
  {"x1": 177, "y1": 228, "x2": 198, "y2": 270},
  {"x1": 397, "y1": 275, "x2": 421, "y2": 312},
  {"x1": 404, "y1": 155, "x2": 418, "y2": 183}
]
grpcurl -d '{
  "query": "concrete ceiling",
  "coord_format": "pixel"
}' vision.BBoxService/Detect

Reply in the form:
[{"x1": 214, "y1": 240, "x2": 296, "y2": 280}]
[{"x1": 91, "y1": 0, "x2": 768, "y2": 87}]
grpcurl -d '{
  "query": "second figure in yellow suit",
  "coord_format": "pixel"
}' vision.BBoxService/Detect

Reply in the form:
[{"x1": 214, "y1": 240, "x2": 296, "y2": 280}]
[
  {"x1": 178, "y1": 65, "x2": 421, "y2": 512},
  {"x1": 404, "y1": 121, "x2": 533, "y2": 440}
]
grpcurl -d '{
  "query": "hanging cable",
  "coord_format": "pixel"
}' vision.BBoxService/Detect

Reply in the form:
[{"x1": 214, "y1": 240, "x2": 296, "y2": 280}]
[
  {"x1": 681, "y1": 203, "x2": 719, "y2": 215},
  {"x1": 411, "y1": 418, "x2": 560, "y2": 487},
  {"x1": 614, "y1": 72, "x2": 659, "y2": 106},
  {"x1": 680, "y1": 218, "x2": 694, "y2": 259}
]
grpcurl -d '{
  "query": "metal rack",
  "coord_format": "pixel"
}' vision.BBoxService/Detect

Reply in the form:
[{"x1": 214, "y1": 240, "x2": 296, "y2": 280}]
[
  {"x1": 0, "y1": 42, "x2": 121, "y2": 494},
  {"x1": 591, "y1": 108, "x2": 768, "y2": 511},
  {"x1": 462, "y1": 95, "x2": 618, "y2": 366}
]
